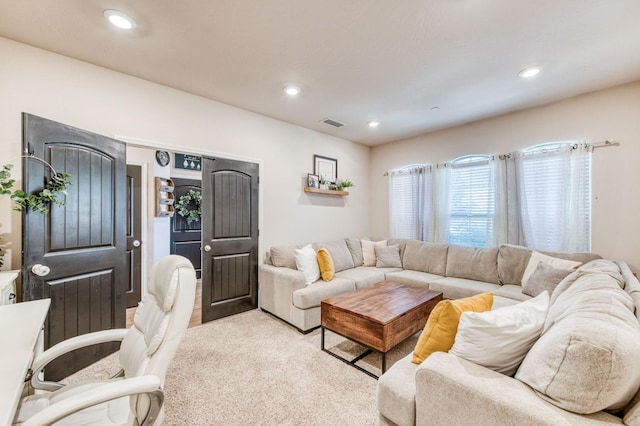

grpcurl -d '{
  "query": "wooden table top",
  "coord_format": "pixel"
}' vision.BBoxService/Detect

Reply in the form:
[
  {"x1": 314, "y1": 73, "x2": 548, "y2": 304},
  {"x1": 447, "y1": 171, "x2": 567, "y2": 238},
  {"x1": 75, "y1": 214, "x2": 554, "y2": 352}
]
[{"x1": 321, "y1": 281, "x2": 442, "y2": 325}]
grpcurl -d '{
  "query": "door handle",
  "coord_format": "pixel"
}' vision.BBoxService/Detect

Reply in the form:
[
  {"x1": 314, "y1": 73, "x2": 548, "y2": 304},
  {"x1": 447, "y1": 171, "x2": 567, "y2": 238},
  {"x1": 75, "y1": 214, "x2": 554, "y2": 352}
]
[
  {"x1": 31, "y1": 264, "x2": 51, "y2": 277},
  {"x1": 203, "y1": 245, "x2": 211, "y2": 252},
  {"x1": 133, "y1": 240, "x2": 141, "y2": 248}
]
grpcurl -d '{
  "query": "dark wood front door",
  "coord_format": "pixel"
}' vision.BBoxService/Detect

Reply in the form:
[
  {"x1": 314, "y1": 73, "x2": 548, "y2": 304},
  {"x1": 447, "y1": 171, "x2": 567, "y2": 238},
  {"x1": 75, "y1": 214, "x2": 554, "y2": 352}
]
[
  {"x1": 201, "y1": 157, "x2": 259, "y2": 323},
  {"x1": 126, "y1": 164, "x2": 142, "y2": 308},
  {"x1": 22, "y1": 113, "x2": 126, "y2": 380},
  {"x1": 170, "y1": 178, "x2": 202, "y2": 279}
]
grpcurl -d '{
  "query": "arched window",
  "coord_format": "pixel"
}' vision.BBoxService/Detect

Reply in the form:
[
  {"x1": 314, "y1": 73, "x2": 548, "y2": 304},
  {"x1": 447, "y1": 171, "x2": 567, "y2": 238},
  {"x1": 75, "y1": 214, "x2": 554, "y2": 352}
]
[{"x1": 447, "y1": 155, "x2": 495, "y2": 248}]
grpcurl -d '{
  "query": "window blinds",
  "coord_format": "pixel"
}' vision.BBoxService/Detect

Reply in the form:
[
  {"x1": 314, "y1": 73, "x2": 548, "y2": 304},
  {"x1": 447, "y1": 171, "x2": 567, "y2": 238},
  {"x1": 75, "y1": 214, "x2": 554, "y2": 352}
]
[{"x1": 448, "y1": 157, "x2": 495, "y2": 248}]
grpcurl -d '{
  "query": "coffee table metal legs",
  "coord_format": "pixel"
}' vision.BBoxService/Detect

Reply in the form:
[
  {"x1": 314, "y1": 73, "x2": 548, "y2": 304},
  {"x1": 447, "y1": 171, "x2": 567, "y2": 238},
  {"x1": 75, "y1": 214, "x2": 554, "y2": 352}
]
[{"x1": 321, "y1": 327, "x2": 385, "y2": 379}]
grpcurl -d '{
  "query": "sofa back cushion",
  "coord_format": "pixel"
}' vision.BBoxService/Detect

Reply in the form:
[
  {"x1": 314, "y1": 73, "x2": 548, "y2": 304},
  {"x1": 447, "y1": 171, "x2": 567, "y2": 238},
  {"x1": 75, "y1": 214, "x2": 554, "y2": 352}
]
[
  {"x1": 497, "y1": 244, "x2": 601, "y2": 286},
  {"x1": 402, "y1": 240, "x2": 449, "y2": 276},
  {"x1": 345, "y1": 237, "x2": 365, "y2": 267},
  {"x1": 313, "y1": 240, "x2": 355, "y2": 273},
  {"x1": 445, "y1": 245, "x2": 500, "y2": 284},
  {"x1": 270, "y1": 244, "x2": 303, "y2": 269},
  {"x1": 617, "y1": 260, "x2": 640, "y2": 322},
  {"x1": 515, "y1": 260, "x2": 640, "y2": 414}
]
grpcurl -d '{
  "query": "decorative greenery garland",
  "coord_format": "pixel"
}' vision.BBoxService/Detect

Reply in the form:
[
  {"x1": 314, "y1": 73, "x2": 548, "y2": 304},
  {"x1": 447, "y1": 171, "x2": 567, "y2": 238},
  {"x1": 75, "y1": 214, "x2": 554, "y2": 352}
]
[
  {"x1": 176, "y1": 190, "x2": 202, "y2": 224},
  {"x1": 0, "y1": 162, "x2": 72, "y2": 214}
]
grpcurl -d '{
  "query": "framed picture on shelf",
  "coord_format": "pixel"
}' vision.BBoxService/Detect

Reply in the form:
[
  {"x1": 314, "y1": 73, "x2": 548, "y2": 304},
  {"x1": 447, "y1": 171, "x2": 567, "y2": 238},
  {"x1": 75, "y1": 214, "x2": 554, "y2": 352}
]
[
  {"x1": 314, "y1": 155, "x2": 337, "y2": 183},
  {"x1": 308, "y1": 173, "x2": 319, "y2": 189}
]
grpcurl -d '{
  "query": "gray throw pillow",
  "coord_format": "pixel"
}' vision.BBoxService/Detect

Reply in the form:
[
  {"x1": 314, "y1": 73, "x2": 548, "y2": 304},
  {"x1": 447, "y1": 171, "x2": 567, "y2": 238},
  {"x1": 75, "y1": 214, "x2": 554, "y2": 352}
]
[
  {"x1": 522, "y1": 262, "x2": 573, "y2": 297},
  {"x1": 375, "y1": 245, "x2": 402, "y2": 268}
]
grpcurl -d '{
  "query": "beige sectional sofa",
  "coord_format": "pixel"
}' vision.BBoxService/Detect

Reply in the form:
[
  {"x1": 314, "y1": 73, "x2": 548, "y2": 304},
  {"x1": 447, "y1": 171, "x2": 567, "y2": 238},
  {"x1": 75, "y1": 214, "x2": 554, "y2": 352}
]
[
  {"x1": 260, "y1": 237, "x2": 640, "y2": 424},
  {"x1": 258, "y1": 238, "x2": 598, "y2": 332},
  {"x1": 377, "y1": 259, "x2": 640, "y2": 426}
]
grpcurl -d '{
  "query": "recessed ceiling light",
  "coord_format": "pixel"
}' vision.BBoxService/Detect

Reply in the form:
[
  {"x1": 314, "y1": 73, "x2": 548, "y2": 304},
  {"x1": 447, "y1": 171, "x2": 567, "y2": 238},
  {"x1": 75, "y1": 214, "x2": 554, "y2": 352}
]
[
  {"x1": 518, "y1": 66, "x2": 541, "y2": 79},
  {"x1": 368, "y1": 121, "x2": 380, "y2": 128},
  {"x1": 285, "y1": 86, "x2": 300, "y2": 96},
  {"x1": 104, "y1": 10, "x2": 137, "y2": 30}
]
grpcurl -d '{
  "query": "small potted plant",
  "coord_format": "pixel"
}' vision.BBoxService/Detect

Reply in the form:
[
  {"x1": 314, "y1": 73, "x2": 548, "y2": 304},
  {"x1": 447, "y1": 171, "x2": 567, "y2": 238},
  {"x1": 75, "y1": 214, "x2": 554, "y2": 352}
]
[{"x1": 339, "y1": 179, "x2": 354, "y2": 192}]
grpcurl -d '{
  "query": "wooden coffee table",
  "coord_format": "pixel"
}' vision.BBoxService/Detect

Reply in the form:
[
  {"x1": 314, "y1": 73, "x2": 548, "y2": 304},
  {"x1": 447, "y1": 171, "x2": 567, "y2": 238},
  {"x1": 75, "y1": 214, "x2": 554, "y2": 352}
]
[{"x1": 321, "y1": 281, "x2": 443, "y2": 378}]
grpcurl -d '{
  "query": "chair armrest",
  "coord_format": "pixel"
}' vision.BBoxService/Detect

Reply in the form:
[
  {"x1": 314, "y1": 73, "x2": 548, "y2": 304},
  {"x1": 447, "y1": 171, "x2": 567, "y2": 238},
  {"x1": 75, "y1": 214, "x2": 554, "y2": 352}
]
[
  {"x1": 31, "y1": 328, "x2": 128, "y2": 391},
  {"x1": 415, "y1": 352, "x2": 622, "y2": 426},
  {"x1": 21, "y1": 375, "x2": 163, "y2": 426}
]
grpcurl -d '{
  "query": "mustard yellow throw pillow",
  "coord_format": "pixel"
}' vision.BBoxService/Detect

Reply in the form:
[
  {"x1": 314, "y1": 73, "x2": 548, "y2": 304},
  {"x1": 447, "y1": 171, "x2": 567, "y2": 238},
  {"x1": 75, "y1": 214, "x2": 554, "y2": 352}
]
[
  {"x1": 316, "y1": 248, "x2": 335, "y2": 281},
  {"x1": 412, "y1": 292, "x2": 493, "y2": 364}
]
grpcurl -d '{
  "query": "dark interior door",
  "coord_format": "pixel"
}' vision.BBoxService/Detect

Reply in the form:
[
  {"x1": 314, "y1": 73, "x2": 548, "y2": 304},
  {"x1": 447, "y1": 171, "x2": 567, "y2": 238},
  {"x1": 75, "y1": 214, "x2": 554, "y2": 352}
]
[
  {"x1": 126, "y1": 164, "x2": 142, "y2": 308},
  {"x1": 201, "y1": 157, "x2": 259, "y2": 323},
  {"x1": 22, "y1": 113, "x2": 126, "y2": 380},
  {"x1": 170, "y1": 178, "x2": 202, "y2": 279}
]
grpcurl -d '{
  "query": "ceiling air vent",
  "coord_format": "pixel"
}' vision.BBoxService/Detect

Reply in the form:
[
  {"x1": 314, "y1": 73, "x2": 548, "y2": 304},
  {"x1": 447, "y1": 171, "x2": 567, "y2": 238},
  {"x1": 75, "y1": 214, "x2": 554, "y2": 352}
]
[{"x1": 320, "y1": 118, "x2": 345, "y2": 128}]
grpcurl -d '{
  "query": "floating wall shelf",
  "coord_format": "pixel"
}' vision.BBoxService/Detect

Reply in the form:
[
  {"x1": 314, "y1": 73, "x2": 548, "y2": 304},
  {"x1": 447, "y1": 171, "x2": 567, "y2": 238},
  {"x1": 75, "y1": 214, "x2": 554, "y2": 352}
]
[{"x1": 304, "y1": 187, "x2": 348, "y2": 196}]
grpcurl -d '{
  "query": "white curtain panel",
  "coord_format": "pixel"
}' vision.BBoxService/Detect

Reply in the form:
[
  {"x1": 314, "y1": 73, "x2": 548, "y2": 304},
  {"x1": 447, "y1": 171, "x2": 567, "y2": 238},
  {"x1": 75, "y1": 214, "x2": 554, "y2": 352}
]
[
  {"x1": 433, "y1": 163, "x2": 451, "y2": 243},
  {"x1": 516, "y1": 143, "x2": 592, "y2": 252},
  {"x1": 388, "y1": 165, "x2": 434, "y2": 240}
]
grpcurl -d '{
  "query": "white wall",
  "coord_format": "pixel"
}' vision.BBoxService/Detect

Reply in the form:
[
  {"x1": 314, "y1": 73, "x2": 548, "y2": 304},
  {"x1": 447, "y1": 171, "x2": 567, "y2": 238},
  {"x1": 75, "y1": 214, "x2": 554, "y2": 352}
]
[
  {"x1": 371, "y1": 81, "x2": 640, "y2": 271},
  {"x1": 0, "y1": 37, "x2": 371, "y2": 273}
]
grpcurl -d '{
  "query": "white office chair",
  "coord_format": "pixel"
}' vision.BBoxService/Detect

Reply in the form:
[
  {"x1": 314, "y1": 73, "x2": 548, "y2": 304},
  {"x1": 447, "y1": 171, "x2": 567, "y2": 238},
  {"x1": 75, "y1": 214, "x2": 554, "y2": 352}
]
[{"x1": 13, "y1": 255, "x2": 197, "y2": 426}]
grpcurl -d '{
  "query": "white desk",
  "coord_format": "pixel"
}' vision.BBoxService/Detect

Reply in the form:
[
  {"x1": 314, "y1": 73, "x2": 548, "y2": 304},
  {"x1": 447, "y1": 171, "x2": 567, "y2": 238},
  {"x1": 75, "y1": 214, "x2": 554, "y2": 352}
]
[{"x1": 0, "y1": 299, "x2": 50, "y2": 426}]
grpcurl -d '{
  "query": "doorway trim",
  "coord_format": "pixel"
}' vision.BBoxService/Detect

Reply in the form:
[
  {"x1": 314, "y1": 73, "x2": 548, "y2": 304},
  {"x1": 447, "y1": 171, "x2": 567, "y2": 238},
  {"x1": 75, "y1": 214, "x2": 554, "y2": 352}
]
[
  {"x1": 114, "y1": 134, "x2": 264, "y2": 279},
  {"x1": 126, "y1": 160, "x2": 149, "y2": 298}
]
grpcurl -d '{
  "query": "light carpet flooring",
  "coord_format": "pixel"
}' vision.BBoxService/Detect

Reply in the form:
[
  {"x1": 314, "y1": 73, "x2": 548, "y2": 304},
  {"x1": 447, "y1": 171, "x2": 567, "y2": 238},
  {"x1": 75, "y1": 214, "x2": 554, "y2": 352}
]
[{"x1": 68, "y1": 309, "x2": 420, "y2": 425}]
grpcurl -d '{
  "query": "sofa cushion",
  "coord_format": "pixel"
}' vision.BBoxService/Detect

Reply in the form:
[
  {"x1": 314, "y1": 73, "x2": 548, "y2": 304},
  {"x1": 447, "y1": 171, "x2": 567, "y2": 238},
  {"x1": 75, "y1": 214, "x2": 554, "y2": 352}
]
[
  {"x1": 377, "y1": 353, "x2": 417, "y2": 426},
  {"x1": 445, "y1": 245, "x2": 500, "y2": 284},
  {"x1": 376, "y1": 245, "x2": 402, "y2": 268},
  {"x1": 294, "y1": 244, "x2": 320, "y2": 285},
  {"x1": 316, "y1": 248, "x2": 335, "y2": 281},
  {"x1": 362, "y1": 239, "x2": 387, "y2": 267},
  {"x1": 497, "y1": 244, "x2": 601, "y2": 286},
  {"x1": 270, "y1": 244, "x2": 303, "y2": 269},
  {"x1": 493, "y1": 284, "x2": 532, "y2": 303},
  {"x1": 618, "y1": 260, "x2": 640, "y2": 321},
  {"x1": 314, "y1": 240, "x2": 355, "y2": 273},
  {"x1": 522, "y1": 262, "x2": 574, "y2": 297},
  {"x1": 385, "y1": 270, "x2": 442, "y2": 288},
  {"x1": 450, "y1": 291, "x2": 549, "y2": 376},
  {"x1": 402, "y1": 240, "x2": 448, "y2": 276},
  {"x1": 335, "y1": 267, "x2": 401, "y2": 289},
  {"x1": 345, "y1": 237, "x2": 365, "y2": 267},
  {"x1": 521, "y1": 251, "x2": 581, "y2": 286},
  {"x1": 412, "y1": 292, "x2": 493, "y2": 364},
  {"x1": 516, "y1": 260, "x2": 640, "y2": 414},
  {"x1": 292, "y1": 278, "x2": 355, "y2": 309},
  {"x1": 428, "y1": 277, "x2": 500, "y2": 300}
]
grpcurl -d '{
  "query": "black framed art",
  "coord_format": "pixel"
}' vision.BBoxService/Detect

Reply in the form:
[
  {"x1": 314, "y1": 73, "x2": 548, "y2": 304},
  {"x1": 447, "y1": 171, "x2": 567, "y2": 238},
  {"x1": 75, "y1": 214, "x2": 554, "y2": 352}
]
[{"x1": 314, "y1": 155, "x2": 337, "y2": 182}]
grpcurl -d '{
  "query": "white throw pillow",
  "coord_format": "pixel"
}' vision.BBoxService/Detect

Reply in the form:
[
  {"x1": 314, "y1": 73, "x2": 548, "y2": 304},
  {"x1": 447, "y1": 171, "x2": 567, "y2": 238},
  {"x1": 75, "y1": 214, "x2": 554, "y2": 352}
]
[
  {"x1": 294, "y1": 244, "x2": 320, "y2": 285},
  {"x1": 521, "y1": 251, "x2": 581, "y2": 286},
  {"x1": 361, "y1": 239, "x2": 387, "y2": 267},
  {"x1": 449, "y1": 291, "x2": 550, "y2": 376}
]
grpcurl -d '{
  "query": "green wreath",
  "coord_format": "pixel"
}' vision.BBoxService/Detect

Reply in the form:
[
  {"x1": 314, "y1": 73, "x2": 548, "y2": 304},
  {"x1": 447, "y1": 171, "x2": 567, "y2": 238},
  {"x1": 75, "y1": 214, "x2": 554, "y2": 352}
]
[{"x1": 176, "y1": 190, "x2": 202, "y2": 224}]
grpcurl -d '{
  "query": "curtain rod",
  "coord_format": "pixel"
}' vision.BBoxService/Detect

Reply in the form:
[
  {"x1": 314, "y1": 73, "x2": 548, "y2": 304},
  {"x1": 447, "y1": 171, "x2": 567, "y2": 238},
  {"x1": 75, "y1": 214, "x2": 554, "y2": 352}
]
[
  {"x1": 590, "y1": 139, "x2": 620, "y2": 149},
  {"x1": 383, "y1": 139, "x2": 620, "y2": 175}
]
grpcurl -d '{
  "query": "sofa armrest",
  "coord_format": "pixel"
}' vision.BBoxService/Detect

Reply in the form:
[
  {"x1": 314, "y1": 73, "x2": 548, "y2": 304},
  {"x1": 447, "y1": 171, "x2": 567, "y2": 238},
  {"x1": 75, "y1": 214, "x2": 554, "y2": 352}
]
[
  {"x1": 415, "y1": 352, "x2": 623, "y2": 426},
  {"x1": 258, "y1": 264, "x2": 305, "y2": 318}
]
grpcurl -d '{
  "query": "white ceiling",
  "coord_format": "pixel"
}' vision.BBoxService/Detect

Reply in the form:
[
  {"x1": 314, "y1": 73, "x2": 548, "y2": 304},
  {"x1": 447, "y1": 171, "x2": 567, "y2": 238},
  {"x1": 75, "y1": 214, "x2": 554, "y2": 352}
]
[{"x1": 1, "y1": 1, "x2": 640, "y2": 146}]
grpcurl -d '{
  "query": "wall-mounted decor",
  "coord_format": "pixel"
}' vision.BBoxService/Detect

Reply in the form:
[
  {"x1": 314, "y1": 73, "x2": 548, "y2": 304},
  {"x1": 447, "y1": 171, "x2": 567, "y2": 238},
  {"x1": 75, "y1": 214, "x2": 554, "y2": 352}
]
[
  {"x1": 314, "y1": 155, "x2": 337, "y2": 183},
  {"x1": 307, "y1": 173, "x2": 319, "y2": 189},
  {"x1": 155, "y1": 150, "x2": 170, "y2": 167},
  {"x1": 175, "y1": 153, "x2": 202, "y2": 170}
]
